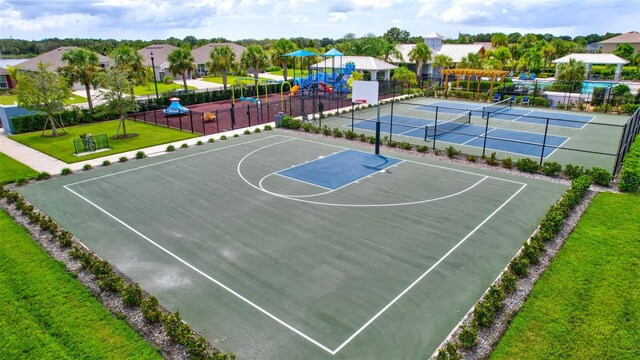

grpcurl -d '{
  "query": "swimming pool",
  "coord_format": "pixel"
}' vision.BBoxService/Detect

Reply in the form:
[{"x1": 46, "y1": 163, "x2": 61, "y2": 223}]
[{"x1": 513, "y1": 80, "x2": 617, "y2": 94}]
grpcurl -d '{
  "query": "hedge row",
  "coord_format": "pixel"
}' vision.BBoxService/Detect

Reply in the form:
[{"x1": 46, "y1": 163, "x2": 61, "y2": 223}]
[
  {"x1": 10, "y1": 105, "x2": 121, "y2": 134},
  {"x1": 436, "y1": 175, "x2": 593, "y2": 358},
  {"x1": 0, "y1": 187, "x2": 235, "y2": 360},
  {"x1": 619, "y1": 136, "x2": 640, "y2": 192}
]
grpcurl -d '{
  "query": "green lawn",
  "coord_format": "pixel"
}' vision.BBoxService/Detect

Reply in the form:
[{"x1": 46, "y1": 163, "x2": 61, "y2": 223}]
[
  {"x1": 268, "y1": 69, "x2": 309, "y2": 77},
  {"x1": 491, "y1": 192, "x2": 640, "y2": 359},
  {"x1": 0, "y1": 94, "x2": 87, "y2": 106},
  {"x1": 201, "y1": 75, "x2": 275, "y2": 86},
  {"x1": 133, "y1": 82, "x2": 196, "y2": 96},
  {"x1": 10, "y1": 120, "x2": 198, "y2": 163},
  {"x1": 0, "y1": 152, "x2": 39, "y2": 184},
  {"x1": 0, "y1": 210, "x2": 160, "y2": 359}
]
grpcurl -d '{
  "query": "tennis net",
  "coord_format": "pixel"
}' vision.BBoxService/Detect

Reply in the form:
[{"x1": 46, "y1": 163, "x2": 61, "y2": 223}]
[
  {"x1": 425, "y1": 111, "x2": 471, "y2": 139},
  {"x1": 483, "y1": 98, "x2": 512, "y2": 119}
]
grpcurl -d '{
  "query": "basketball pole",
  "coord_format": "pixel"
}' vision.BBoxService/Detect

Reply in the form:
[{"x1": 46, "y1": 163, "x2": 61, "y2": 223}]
[{"x1": 375, "y1": 103, "x2": 381, "y2": 155}]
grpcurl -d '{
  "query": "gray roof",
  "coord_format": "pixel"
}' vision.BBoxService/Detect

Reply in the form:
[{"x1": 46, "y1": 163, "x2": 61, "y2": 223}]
[
  {"x1": 391, "y1": 44, "x2": 485, "y2": 63},
  {"x1": 192, "y1": 43, "x2": 247, "y2": 65},
  {"x1": 17, "y1": 47, "x2": 111, "y2": 72},
  {"x1": 552, "y1": 53, "x2": 629, "y2": 65},
  {"x1": 138, "y1": 44, "x2": 178, "y2": 68},
  {"x1": 310, "y1": 56, "x2": 397, "y2": 71}
]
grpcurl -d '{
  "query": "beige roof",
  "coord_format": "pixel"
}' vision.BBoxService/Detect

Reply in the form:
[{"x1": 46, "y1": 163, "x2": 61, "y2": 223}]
[
  {"x1": 552, "y1": 53, "x2": 630, "y2": 65},
  {"x1": 391, "y1": 44, "x2": 484, "y2": 63},
  {"x1": 474, "y1": 42, "x2": 493, "y2": 51},
  {"x1": 138, "y1": 44, "x2": 178, "y2": 68},
  {"x1": 0, "y1": 67, "x2": 8, "y2": 76},
  {"x1": 191, "y1": 43, "x2": 247, "y2": 65},
  {"x1": 599, "y1": 31, "x2": 640, "y2": 44},
  {"x1": 424, "y1": 31, "x2": 445, "y2": 39},
  {"x1": 18, "y1": 47, "x2": 111, "y2": 72},
  {"x1": 310, "y1": 56, "x2": 397, "y2": 71}
]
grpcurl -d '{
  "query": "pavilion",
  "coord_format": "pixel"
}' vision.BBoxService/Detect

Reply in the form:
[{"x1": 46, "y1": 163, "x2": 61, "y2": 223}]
[
  {"x1": 440, "y1": 68, "x2": 509, "y2": 96},
  {"x1": 552, "y1": 54, "x2": 630, "y2": 81}
]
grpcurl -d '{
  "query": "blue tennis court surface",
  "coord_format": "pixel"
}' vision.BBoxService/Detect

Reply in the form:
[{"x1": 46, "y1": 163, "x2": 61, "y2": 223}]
[
  {"x1": 350, "y1": 116, "x2": 569, "y2": 158},
  {"x1": 422, "y1": 101, "x2": 593, "y2": 128},
  {"x1": 278, "y1": 149, "x2": 402, "y2": 190}
]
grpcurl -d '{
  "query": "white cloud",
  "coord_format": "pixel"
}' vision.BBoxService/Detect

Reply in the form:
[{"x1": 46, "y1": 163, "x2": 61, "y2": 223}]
[{"x1": 328, "y1": 12, "x2": 348, "y2": 22}]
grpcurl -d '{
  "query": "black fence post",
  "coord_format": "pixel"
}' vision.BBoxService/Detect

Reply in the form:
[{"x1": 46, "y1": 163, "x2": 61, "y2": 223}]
[
  {"x1": 189, "y1": 111, "x2": 194, "y2": 133},
  {"x1": 178, "y1": 112, "x2": 183, "y2": 131},
  {"x1": 482, "y1": 112, "x2": 490, "y2": 158},
  {"x1": 432, "y1": 107, "x2": 439, "y2": 150},
  {"x1": 216, "y1": 110, "x2": 220, "y2": 134},
  {"x1": 351, "y1": 102, "x2": 355, "y2": 132},
  {"x1": 540, "y1": 117, "x2": 551, "y2": 166}
]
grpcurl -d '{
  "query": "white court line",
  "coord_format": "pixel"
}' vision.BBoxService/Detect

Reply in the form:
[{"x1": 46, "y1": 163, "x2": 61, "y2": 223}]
[
  {"x1": 331, "y1": 182, "x2": 528, "y2": 353},
  {"x1": 63, "y1": 184, "x2": 337, "y2": 355},
  {"x1": 545, "y1": 136, "x2": 572, "y2": 159},
  {"x1": 274, "y1": 173, "x2": 334, "y2": 191},
  {"x1": 506, "y1": 109, "x2": 537, "y2": 123},
  {"x1": 461, "y1": 128, "x2": 497, "y2": 146}
]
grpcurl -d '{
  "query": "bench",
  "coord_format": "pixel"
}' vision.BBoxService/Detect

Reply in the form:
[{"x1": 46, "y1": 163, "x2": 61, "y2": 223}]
[{"x1": 203, "y1": 112, "x2": 216, "y2": 122}]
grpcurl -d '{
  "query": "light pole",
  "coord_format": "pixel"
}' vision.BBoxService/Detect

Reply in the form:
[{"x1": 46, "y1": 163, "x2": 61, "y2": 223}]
[{"x1": 150, "y1": 51, "x2": 159, "y2": 99}]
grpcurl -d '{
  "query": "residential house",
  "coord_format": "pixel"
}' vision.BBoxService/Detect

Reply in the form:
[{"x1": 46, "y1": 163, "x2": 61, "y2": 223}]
[
  {"x1": 598, "y1": 31, "x2": 640, "y2": 54},
  {"x1": 0, "y1": 67, "x2": 14, "y2": 89},
  {"x1": 191, "y1": 43, "x2": 247, "y2": 77},
  {"x1": 138, "y1": 44, "x2": 179, "y2": 82}
]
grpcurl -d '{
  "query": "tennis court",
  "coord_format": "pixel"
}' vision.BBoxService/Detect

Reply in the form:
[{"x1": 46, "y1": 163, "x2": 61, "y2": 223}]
[
  {"x1": 421, "y1": 100, "x2": 595, "y2": 128},
  {"x1": 350, "y1": 114, "x2": 568, "y2": 157},
  {"x1": 19, "y1": 133, "x2": 568, "y2": 359}
]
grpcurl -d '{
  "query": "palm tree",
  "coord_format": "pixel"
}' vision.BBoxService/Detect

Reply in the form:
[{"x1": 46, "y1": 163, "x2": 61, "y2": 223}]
[
  {"x1": 378, "y1": 38, "x2": 402, "y2": 63},
  {"x1": 270, "y1": 39, "x2": 296, "y2": 81},
  {"x1": 208, "y1": 45, "x2": 236, "y2": 90},
  {"x1": 491, "y1": 33, "x2": 509, "y2": 48},
  {"x1": 240, "y1": 45, "x2": 270, "y2": 87},
  {"x1": 408, "y1": 42, "x2": 432, "y2": 78},
  {"x1": 391, "y1": 66, "x2": 417, "y2": 92},
  {"x1": 167, "y1": 47, "x2": 196, "y2": 91},
  {"x1": 557, "y1": 58, "x2": 586, "y2": 83},
  {"x1": 493, "y1": 47, "x2": 512, "y2": 70},
  {"x1": 541, "y1": 43, "x2": 556, "y2": 72},
  {"x1": 111, "y1": 46, "x2": 146, "y2": 95},
  {"x1": 524, "y1": 48, "x2": 543, "y2": 72},
  {"x1": 458, "y1": 53, "x2": 483, "y2": 69},
  {"x1": 433, "y1": 54, "x2": 454, "y2": 70},
  {"x1": 60, "y1": 48, "x2": 101, "y2": 112}
]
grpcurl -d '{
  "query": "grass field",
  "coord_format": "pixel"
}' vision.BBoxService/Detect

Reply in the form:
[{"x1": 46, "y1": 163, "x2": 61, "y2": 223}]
[
  {"x1": 268, "y1": 69, "x2": 309, "y2": 77},
  {"x1": 0, "y1": 210, "x2": 160, "y2": 359},
  {"x1": 201, "y1": 75, "x2": 275, "y2": 85},
  {"x1": 133, "y1": 83, "x2": 196, "y2": 96},
  {"x1": 0, "y1": 94, "x2": 87, "y2": 106},
  {"x1": 491, "y1": 192, "x2": 640, "y2": 359},
  {"x1": 0, "y1": 152, "x2": 39, "y2": 184},
  {"x1": 10, "y1": 120, "x2": 198, "y2": 163}
]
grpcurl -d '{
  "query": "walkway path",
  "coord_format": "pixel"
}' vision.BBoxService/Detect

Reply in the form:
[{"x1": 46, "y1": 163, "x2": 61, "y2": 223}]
[{"x1": 0, "y1": 132, "x2": 67, "y2": 173}]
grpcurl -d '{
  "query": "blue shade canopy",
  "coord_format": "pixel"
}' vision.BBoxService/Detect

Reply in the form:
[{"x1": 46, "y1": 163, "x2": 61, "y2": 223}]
[
  {"x1": 282, "y1": 49, "x2": 318, "y2": 57},
  {"x1": 323, "y1": 48, "x2": 343, "y2": 57}
]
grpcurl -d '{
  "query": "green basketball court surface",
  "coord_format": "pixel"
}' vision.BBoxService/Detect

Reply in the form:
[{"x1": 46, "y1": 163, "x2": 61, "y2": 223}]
[{"x1": 19, "y1": 132, "x2": 568, "y2": 359}]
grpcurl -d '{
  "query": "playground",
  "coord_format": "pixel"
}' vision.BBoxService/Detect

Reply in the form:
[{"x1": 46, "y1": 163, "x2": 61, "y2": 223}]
[{"x1": 18, "y1": 133, "x2": 568, "y2": 359}]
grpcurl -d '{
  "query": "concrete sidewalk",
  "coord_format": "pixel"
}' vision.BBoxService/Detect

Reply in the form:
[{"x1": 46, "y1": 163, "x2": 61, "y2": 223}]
[{"x1": 0, "y1": 132, "x2": 67, "y2": 173}]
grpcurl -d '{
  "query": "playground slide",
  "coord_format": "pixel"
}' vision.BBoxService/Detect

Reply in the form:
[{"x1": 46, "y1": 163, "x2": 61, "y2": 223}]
[
  {"x1": 319, "y1": 83, "x2": 334, "y2": 93},
  {"x1": 291, "y1": 85, "x2": 300, "y2": 96}
]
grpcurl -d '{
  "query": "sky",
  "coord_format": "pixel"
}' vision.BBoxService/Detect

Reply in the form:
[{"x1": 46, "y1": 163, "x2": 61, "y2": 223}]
[{"x1": 0, "y1": 0, "x2": 638, "y2": 42}]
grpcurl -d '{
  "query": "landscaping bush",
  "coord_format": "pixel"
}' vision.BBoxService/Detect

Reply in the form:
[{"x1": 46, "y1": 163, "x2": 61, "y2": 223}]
[
  {"x1": 196, "y1": 140, "x2": 204, "y2": 145},
  {"x1": 399, "y1": 142, "x2": 412, "y2": 150},
  {"x1": 16, "y1": 178, "x2": 28, "y2": 186},
  {"x1": 162, "y1": 75, "x2": 173, "y2": 84},
  {"x1": 82, "y1": 164, "x2": 92, "y2": 171},
  {"x1": 244, "y1": 129, "x2": 251, "y2": 135},
  {"x1": 102, "y1": 160, "x2": 111, "y2": 166},
  {"x1": 220, "y1": 135, "x2": 228, "y2": 140},
  {"x1": 473, "y1": 299, "x2": 496, "y2": 327},
  {"x1": 458, "y1": 324, "x2": 478, "y2": 349},
  {"x1": 119, "y1": 156, "x2": 128, "y2": 163},
  {"x1": 141, "y1": 296, "x2": 163, "y2": 323},
  {"x1": 501, "y1": 157, "x2": 513, "y2": 169},
  {"x1": 322, "y1": 126, "x2": 332, "y2": 136},
  {"x1": 541, "y1": 161, "x2": 562, "y2": 177},
  {"x1": 485, "y1": 152, "x2": 499, "y2": 166},
  {"x1": 466, "y1": 155, "x2": 477, "y2": 162},
  {"x1": 435, "y1": 342, "x2": 461, "y2": 360},
  {"x1": 332, "y1": 128, "x2": 343, "y2": 138},
  {"x1": 387, "y1": 140, "x2": 398, "y2": 148},
  {"x1": 445, "y1": 146, "x2": 461, "y2": 158},
  {"x1": 618, "y1": 138, "x2": 640, "y2": 192},
  {"x1": 280, "y1": 116, "x2": 301, "y2": 130},
  {"x1": 586, "y1": 167, "x2": 611, "y2": 186},
  {"x1": 121, "y1": 283, "x2": 144, "y2": 307},
  {"x1": 166, "y1": 145, "x2": 175, "y2": 152},
  {"x1": 264, "y1": 124, "x2": 272, "y2": 131},
  {"x1": 345, "y1": 130, "x2": 357, "y2": 140},
  {"x1": 254, "y1": 128, "x2": 261, "y2": 133},
  {"x1": 500, "y1": 271, "x2": 518, "y2": 294},
  {"x1": 10, "y1": 106, "x2": 121, "y2": 134},
  {"x1": 180, "y1": 143, "x2": 188, "y2": 149},
  {"x1": 563, "y1": 164, "x2": 584, "y2": 179},
  {"x1": 233, "y1": 134, "x2": 239, "y2": 138},
  {"x1": 36, "y1": 172, "x2": 51, "y2": 180},
  {"x1": 509, "y1": 255, "x2": 530, "y2": 278},
  {"x1": 416, "y1": 145, "x2": 429, "y2": 153},
  {"x1": 135, "y1": 151, "x2": 146, "y2": 159},
  {"x1": 61, "y1": 168, "x2": 72, "y2": 176},
  {"x1": 515, "y1": 158, "x2": 539, "y2": 173}
]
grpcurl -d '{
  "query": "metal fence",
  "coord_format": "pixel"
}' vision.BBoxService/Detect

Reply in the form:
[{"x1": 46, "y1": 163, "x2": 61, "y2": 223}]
[{"x1": 614, "y1": 107, "x2": 640, "y2": 176}]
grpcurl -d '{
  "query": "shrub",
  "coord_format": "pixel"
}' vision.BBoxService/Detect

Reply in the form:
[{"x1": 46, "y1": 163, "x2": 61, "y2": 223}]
[
  {"x1": 509, "y1": 255, "x2": 530, "y2": 278},
  {"x1": 458, "y1": 325, "x2": 477, "y2": 349},
  {"x1": 122, "y1": 283, "x2": 144, "y2": 307},
  {"x1": 345, "y1": 130, "x2": 357, "y2": 140},
  {"x1": 233, "y1": 134, "x2": 239, "y2": 138},
  {"x1": 244, "y1": 129, "x2": 251, "y2": 135},
  {"x1": 399, "y1": 142, "x2": 412, "y2": 150},
  {"x1": 387, "y1": 140, "x2": 398, "y2": 148},
  {"x1": 61, "y1": 168, "x2": 72, "y2": 176},
  {"x1": 485, "y1": 152, "x2": 499, "y2": 166},
  {"x1": 541, "y1": 161, "x2": 562, "y2": 176},
  {"x1": 163, "y1": 311, "x2": 191, "y2": 343},
  {"x1": 502, "y1": 157, "x2": 513, "y2": 169},
  {"x1": 368, "y1": 136, "x2": 376, "y2": 144},
  {"x1": 207, "y1": 138, "x2": 215, "y2": 143},
  {"x1": 119, "y1": 156, "x2": 128, "y2": 163},
  {"x1": 332, "y1": 128, "x2": 343, "y2": 138},
  {"x1": 254, "y1": 128, "x2": 261, "y2": 133},
  {"x1": 586, "y1": 167, "x2": 610, "y2": 186},
  {"x1": 473, "y1": 300, "x2": 496, "y2": 327},
  {"x1": 180, "y1": 143, "x2": 189, "y2": 149},
  {"x1": 102, "y1": 160, "x2": 111, "y2": 166},
  {"x1": 141, "y1": 296, "x2": 163, "y2": 323},
  {"x1": 220, "y1": 135, "x2": 228, "y2": 140},
  {"x1": 359, "y1": 133, "x2": 367, "y2": 142},
  {"x1": 135, "y1": 151, "x2": 146, "y2": 159},
  {"x1": 466, "y1": 155, "x2": 477, "y2": 162},
  {"x1": 280, "y1": 116, "x2": 301, "y2": 130},
  {"x1": 445, "y1": 146, "x2": 460, "y2": 158},
  {"x1": 563, "y1": 164, "x2": 584, "y2": 179},
  {"x1": 264, "y1": 125, "x2": 272, "y2": 131},
  {"x1": 436, "y1": 342, "x2": 461, "y2": 360},
  {"x1": 416, "y1": 145, "x2": 429, "y2": 153},
  {"x1": 162, "y1": 75, "x2": 173, "y2": 84},
  {"x1": 82, "y1": 164, "x2": 92, "y2": 171},
  {"x1": 196, "y1": 140, "x2": 204, "y2": 145},
  {"x1": 322, "y1": 126, "x2": 332, "y2": 136},
  {"x1": 522, "y1": 240, "x2": 541, "y2": 264},
  {"x1": 618, "y1": 140, "x2": 640, "y2": 192},
  {"x1": 57, "y1": 232, "x2": 72, "y2": 247},
  {"x1": 16, "y1": 178, "x2": 28, "y2": 186},
  {"x1": 434, "y1": 149, "x2": 442, "y2": 156},
  {"x1": 166, "y1": 145, "x2": 175, "y2": 152},
  {"x1": 97, "y1": 272, "x2": 124, "y2": 293},
  {"x1": 515, "y1": 158, "x2": 539, "y2": 173},
  {"x1": 36, "y1": 172, "x2": 51, "y2": 180},
  {"x1": 500, "y1": 271, "x2": 518, "y2": 294}
]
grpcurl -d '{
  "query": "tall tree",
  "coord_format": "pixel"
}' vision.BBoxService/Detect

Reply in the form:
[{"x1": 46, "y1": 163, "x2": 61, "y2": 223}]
[
  {"x1": 491, "y1": 33, "x2": 509, "y2": 48},
  {"x1": 96, "y1": 67, "x2": 139, "y2": 138},
  {"x1": 557, "y1": 58, "x2": 586, "y2": 83},
  {"x1": 524, "y1": 48, "x2": 543, "y2": 72},
  {"x1": 493, "y1": 46, "x2": 513, "y2": 70},
  {"x1": 458, "y1": 52, "x2": 483, "y2": 69},
  {"x1": 378, "y1": 38, "x2": 402, "y2": 62},
  {"x1": 208, "y1": 45, "x2": 236, "y2": 90},
  {"x1": 16, "y1": 62, "x2": 71, "y2": 136},
  {"x1": 167, "y1": 47, "x2": 196, "y2": 91},
  {"x1": 408, "y1": 42, "x2": 432, "y2": 78},
  {"x1": 383, "y1": 27, "x2": 410, "y2": 43},
  {"x1": 240, "y1": 45, "x2": 270, "y2": 87},
  {"x1": 60, "y1": 48, "x2": 101, "y2": 112},
  {"x1": 111, "y1": 45, "x2": 146, "y2": 96},
  {"x1": 391, "y1": 66, "x2": 416, "y2": 91},
  {"x1": 269, "y1": 39, "x2": 296, "y2": 81},
  {"x1": 541, "y1": 42, "x2": 556, "y2": 72}
]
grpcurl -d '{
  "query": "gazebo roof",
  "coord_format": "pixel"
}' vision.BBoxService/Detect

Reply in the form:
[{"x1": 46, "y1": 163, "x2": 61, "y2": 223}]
[
  {"x1": 552, "y1": 53, "x2": 629, "y2": 65},
  {"x1": 310, "y1": 56, "x2": 397, "y2": 71},
  {"x1": 282, "y1": 49, "x2": 318, "y2": 57}
]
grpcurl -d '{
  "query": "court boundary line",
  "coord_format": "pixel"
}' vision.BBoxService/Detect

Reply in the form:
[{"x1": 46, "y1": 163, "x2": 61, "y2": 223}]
[
  {"x1": 61, "y1": 133, "x2": 529, "y2": 355},
  {"x1": 274, "y1": 173, "x2": 334, "y2": 191},
  {"x1": 545, "y1": 136, "x2": 572, "y2": 158},
  {"x1": 462, "y1": 128, "x2": 497, "y2": 146}
]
